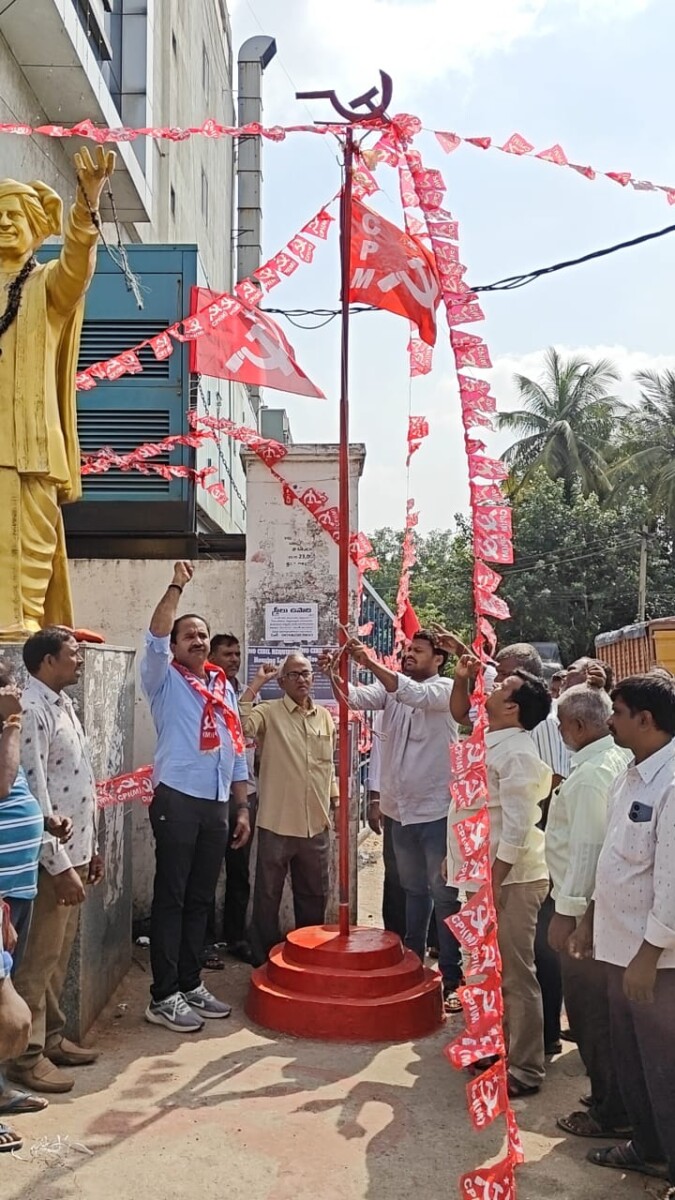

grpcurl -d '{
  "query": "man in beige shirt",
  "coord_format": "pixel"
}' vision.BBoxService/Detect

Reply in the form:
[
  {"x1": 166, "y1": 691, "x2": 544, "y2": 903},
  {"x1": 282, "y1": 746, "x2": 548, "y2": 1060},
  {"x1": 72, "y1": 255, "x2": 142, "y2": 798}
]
[{"x1": 240, "y1": 653, "x2": 337, "y2": 965}]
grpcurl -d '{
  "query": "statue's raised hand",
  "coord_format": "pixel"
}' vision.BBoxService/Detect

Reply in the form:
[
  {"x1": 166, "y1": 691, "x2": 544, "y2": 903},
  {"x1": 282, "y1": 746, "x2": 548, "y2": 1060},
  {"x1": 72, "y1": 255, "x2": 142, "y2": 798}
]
[{"x1": 74, "y1": 145, "x2": 116, "y2": 212}]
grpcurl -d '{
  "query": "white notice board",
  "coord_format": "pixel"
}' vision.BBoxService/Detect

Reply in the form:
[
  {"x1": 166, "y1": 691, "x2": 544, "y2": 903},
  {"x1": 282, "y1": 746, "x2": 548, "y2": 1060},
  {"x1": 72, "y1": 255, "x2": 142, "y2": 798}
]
[{"x1": 264, "y1": 602, "x2": 319, "y2": 644}]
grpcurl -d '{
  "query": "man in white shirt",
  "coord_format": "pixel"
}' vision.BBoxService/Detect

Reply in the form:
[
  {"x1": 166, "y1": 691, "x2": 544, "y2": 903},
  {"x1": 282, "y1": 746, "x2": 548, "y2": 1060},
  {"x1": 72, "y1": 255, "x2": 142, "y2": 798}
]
[
  {"x1": 446, "y1": 637, "x2": 567, "y2": 1054},
  {"x1": 8, "y1": 629, "x2": 101, "y2": 1095},
  {"x1": 570, "y1": 674, "x2": 675, "y2": 1188},
  {"x1": 449, "y1": 663, "x2": 552, "y2": 1095},
  {"x1": 366, "y1": 712, "x2": 406, "y2": 942},
  {"x1": 322, "y1": 632, "x2": 463, "y2": 1013},
  {"x1": 546, "y1": 684, "x2": 630, "y2": 1138}
]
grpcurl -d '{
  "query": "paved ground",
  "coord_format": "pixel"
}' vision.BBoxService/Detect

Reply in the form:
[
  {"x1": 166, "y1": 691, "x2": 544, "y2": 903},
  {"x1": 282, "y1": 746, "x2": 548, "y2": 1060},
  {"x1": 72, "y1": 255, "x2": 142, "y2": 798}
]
[{"x1": 3, "y1": 838, "x2": 651, "y2": 1200}]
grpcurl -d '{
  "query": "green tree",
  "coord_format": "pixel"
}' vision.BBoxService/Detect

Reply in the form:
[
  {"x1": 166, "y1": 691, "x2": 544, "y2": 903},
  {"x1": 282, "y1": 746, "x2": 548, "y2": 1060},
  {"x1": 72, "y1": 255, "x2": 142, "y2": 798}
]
[
  {"x1": 500, "y1": 470, "x2": 675, "y2": 659},
  {"x1": 367, "y1": 525, "x2": 474, "y2": 640},
  {"x1": 497, "y1": 347, "x2": 623, "y2": 502},
  {"x1": 611, "y1": 369, "x2": 675, "y2": 532}
]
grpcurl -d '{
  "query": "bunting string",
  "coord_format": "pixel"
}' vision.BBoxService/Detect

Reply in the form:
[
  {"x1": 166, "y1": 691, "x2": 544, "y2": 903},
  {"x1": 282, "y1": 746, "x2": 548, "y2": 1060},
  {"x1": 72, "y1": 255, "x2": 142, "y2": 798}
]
[
  {"x1": 0, "y1": 114, "x2": 671, "y2": 205},
  {"x1": 75, "y1": 198, "x2": 337, "y2": 392}
]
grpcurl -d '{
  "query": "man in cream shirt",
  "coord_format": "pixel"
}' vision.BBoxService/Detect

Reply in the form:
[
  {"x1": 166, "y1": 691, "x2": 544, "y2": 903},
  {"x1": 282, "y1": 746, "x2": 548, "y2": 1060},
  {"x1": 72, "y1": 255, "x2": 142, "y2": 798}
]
[
  {"x1": 448, "y1": 661, "x2": 552, "y2": 1097},
  {"x1": 546, "y1": 684, "x2": 631, "y2": 1140},
  {"x1": 571, "y1": 674, "x2": 675, "y2": 1189}
]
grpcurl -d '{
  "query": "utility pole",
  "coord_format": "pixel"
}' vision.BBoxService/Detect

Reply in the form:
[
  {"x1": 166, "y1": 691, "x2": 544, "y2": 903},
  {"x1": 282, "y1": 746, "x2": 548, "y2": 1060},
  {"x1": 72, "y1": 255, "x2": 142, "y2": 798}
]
[{"x1": 638, "y1": 524, "x2": 649, "y2": 622}]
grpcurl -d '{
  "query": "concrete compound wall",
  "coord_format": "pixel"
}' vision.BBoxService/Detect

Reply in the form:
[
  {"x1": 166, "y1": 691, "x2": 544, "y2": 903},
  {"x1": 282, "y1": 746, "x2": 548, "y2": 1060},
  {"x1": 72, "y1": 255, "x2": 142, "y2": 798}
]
[
  {"x1": 243, "y1": 444, "x2": 366, "y2": 928},
  {"x1": 69, "y1": 557, "x2": 245, "y2": 919}
]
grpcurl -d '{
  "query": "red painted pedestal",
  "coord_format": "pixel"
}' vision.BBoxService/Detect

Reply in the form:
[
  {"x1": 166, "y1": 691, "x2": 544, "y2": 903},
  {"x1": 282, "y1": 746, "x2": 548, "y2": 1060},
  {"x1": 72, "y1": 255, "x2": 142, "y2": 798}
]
[{"x1": 245, "y1": 925, "x2": 444, "y2": 1042}]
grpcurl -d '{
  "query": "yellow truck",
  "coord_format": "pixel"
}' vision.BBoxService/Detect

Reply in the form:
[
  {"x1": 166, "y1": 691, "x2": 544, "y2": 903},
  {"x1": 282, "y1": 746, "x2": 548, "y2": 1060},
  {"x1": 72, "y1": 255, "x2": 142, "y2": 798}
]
[{"x1": 595, "y1": 617, "x2": 675, "y2": 681}]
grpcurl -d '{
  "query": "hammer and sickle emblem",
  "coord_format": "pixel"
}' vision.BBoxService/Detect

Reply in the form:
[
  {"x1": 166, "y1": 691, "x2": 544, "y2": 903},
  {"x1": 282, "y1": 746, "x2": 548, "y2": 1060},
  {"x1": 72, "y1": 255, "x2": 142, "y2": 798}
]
[
  {"x1": 296, "y1": 71, "x2": 393, "y2": 123},
  {"x1": 226, "y1": 315, "x2": 293, "y2": 377}
]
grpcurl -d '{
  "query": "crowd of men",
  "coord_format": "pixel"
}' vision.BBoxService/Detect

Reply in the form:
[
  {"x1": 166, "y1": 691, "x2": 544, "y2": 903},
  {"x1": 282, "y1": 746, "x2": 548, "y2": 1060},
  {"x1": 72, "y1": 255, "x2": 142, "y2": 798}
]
[{"x1": 0, "y1": 560, "x2": 673, "y2": 1200}]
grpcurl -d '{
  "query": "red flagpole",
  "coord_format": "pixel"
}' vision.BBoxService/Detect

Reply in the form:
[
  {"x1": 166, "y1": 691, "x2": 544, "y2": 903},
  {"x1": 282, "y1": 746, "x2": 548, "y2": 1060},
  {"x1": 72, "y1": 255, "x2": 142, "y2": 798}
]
[
  {"x1": 295, "y1": 74, "x2": 393, "y2": 940},
  {"x1": 337, "y1": 127, "x2": 355, "y2": 937}
]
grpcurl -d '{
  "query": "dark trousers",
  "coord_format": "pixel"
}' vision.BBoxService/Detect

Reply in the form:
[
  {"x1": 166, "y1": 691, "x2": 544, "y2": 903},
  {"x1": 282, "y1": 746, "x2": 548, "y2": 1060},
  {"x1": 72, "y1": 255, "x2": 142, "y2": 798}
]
[
  {"x1": 382, "y1": 815, "x2": 407, "y2": 940},
  {"x1": 607, "y1": 964, "x2": 675, "y2": 1180},
  {"x1": 534, "y1": 893, "x2": 563, "y2": 1049},
  {"x1": 391, "y1": 816, "x2": 463, "y2": 989},
  {"x1": 561, "y1": 953, "x2": 628, "y2": 1129},
  {"x1": 222, "y1": 797, "x2": 257, "y2": 945},
  {"x1": 250, "y1": 826, "x2": 330, "y2": 964},
  {"x1": 6, "y1": 896, "x2": 34, "y2": 977},
  {"x1": 149, "y1": 785, "x2": 229, "y2": 1002}
]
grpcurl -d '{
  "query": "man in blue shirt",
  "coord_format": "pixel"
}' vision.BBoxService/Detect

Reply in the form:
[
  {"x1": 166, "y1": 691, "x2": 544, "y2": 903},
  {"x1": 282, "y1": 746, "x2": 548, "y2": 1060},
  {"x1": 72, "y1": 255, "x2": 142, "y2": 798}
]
[{"x1": 141, "y1": 562, "x2": 250, "y2": 1033}]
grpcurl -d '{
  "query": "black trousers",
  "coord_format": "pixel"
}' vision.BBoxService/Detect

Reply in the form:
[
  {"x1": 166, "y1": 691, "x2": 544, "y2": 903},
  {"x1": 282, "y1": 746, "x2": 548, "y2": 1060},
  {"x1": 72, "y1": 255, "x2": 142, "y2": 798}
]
[
  {"x1": 222, "y1": 796, "x2": 257, "y2": 945},
  {"x1": 149, "y1": 784, "x2": 229, "y2": 1002},
  {"x1": 534, "y1": 893, "x2": 563, "y2": 1048},
  {"x1": 382, "y1": 814, "x2": 439, "y2": 950},
  {"x1": 250, "y1": 827, "x2": 330, "y2": 965},
  {"x1": 608, "y1": 964, "x2": 675, "y2": 1181},
  {"x1": 561, "y1": 953, "x2": 628, "y2": 1130},
  {"x1": 382, "y1": 814, "x2": 407, "y2": 940}
]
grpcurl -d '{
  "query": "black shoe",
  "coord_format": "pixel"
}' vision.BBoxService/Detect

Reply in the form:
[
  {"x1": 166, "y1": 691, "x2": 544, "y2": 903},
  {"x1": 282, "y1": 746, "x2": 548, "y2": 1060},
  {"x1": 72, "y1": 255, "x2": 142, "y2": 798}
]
[
  {"x1": 546, "y1": 1040, "x2": 563, "y2": 1057},
  {"x1": 227, "y1": 940, "x2": 255, "y2": 965}
]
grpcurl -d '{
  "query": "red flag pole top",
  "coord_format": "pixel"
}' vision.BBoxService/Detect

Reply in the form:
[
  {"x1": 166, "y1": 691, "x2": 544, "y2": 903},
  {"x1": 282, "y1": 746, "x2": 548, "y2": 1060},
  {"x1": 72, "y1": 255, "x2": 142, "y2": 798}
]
[{"x1": 295, "y1": 73, "x2": 393, "y2": 937}]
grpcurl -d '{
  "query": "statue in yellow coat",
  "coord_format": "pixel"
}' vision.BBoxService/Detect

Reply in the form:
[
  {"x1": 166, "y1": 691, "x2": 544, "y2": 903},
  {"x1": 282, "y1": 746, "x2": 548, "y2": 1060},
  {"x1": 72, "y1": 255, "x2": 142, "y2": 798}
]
[{"x1": 0, "y1": 146, "x2": 115, "y2": 640}]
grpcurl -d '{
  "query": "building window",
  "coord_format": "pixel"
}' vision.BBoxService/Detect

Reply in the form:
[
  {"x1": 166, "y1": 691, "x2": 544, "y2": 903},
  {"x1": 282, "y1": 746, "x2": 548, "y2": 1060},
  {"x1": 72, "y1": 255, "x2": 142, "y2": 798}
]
[
  {"x1": 202, "y1": 42, "x2": 210, "y2": 94},
  {"x1": 170, "y1": 186, "x2": 176, "y2": 219},
  {"x1": 201, "y1": 169, "x2": 209, "y2": 225}
]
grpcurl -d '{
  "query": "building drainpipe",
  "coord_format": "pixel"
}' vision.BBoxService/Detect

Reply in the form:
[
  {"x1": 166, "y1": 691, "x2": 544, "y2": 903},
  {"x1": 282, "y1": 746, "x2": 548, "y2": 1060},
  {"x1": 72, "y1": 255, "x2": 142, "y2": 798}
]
[{"x1": 237, "y1": 35, "x2": 277, "y2": 423}]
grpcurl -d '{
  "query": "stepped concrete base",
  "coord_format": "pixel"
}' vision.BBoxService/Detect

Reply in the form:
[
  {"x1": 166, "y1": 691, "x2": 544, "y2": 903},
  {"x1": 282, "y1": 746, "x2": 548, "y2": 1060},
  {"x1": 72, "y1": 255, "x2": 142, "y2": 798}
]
[{"x1": 246, "y1": 925, "x2": 444, "y2": 1042}]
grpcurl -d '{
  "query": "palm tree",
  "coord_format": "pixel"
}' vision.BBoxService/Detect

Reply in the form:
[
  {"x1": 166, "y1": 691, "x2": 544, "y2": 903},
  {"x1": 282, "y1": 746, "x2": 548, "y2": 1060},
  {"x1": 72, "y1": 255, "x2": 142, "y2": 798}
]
[
  {"x1": 611, "y1": 369, "x2": 675, "y2": 529},
  {"x1": 497, "y1": 347, "x2": 623, "y2": 502}
]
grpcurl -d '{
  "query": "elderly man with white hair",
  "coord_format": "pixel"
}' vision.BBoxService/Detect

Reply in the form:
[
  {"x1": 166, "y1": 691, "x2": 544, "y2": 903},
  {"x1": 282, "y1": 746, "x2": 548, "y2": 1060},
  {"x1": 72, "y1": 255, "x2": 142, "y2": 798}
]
[
  {"x1": 546, "y1": 684, "x2": 631, "y2": 1140},
  {"x1": 240, "y1": 652, "x2": 338, "y2": 965}
]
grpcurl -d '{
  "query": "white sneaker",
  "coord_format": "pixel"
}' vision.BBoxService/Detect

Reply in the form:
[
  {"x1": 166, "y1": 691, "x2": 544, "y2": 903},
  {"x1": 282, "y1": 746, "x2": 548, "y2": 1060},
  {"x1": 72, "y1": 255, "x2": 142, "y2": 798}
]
[
  {"x1": 145, "y1": 992, "x2": 205, "y2": 1032},
  {"x1": 183, "y1": 983, "x2": 232, "y2": 1020}
]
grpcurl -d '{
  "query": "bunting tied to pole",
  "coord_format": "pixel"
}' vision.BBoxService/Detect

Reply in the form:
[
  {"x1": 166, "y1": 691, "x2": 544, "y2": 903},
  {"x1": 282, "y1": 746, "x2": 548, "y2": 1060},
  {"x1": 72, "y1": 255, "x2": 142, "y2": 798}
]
[{"x1": 358, "y1": 114, "x2": 522, "y2": 1195}]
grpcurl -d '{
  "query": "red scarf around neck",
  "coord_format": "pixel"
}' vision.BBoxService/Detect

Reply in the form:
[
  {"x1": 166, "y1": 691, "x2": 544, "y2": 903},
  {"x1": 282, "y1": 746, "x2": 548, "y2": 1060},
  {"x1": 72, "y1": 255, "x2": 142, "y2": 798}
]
[{"x1": 171, "y1": 661, "x2": 245, "y2": 754}]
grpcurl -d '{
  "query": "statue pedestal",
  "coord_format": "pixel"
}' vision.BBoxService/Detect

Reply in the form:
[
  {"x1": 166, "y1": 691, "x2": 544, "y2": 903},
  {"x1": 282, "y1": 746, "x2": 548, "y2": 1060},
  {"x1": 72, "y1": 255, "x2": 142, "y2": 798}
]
[{"x1": 2, "y1": 643, "x2": 136, "y2": 1039}]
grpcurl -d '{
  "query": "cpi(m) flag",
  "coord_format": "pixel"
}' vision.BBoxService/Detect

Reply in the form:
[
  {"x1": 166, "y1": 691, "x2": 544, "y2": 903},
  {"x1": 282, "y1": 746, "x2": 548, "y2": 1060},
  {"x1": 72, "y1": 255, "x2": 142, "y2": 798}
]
[
  {"x1": 349, "y1": 200, "x2": 441, "y2": 346},
  {"x1": 190, "y1": 288, "x2": 324, "y2": 399}
]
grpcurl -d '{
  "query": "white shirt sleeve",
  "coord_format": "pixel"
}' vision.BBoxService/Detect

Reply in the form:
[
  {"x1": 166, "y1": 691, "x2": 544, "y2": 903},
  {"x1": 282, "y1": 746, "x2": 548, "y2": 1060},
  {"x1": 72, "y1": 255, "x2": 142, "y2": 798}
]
[
  {"x1": 395, "y1": 674, "x2": 455, "y2": 714},
  {"x1": 645, "y1": 787, "x2": 675, "y2": 951},
  {"x1": 367, "y1": 715, "x2": 382, "y2": 792},
  {"x1": 556, "y1": 779, "x2": 609, "y2": 918},
  {"x1": 347, "y1": 681, "x2": 387, "y2": 711},
  {"x1": 497, "y1": 749, "x2": 552, "y2": 864}
]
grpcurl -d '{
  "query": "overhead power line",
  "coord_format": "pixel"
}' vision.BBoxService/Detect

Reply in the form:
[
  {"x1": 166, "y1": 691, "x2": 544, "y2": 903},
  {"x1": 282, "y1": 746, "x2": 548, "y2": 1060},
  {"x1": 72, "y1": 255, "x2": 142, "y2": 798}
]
[{"x1": 262, "y1": 218, "x2": 675, "y2": 325}]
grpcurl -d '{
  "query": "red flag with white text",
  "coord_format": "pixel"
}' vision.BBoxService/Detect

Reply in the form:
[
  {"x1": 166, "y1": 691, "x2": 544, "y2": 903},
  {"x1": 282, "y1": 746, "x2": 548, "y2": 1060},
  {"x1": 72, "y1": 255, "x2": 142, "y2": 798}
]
[{"x1": 349, "y1": 199, "x2": 441, "y2": 346}]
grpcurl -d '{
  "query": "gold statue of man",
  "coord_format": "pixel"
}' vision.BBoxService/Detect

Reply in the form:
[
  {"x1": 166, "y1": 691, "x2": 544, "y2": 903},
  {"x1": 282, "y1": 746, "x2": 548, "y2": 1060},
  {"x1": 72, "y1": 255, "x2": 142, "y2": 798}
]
[{"x1": 0, "y1": 145, "x2": 116, "y2": 640}]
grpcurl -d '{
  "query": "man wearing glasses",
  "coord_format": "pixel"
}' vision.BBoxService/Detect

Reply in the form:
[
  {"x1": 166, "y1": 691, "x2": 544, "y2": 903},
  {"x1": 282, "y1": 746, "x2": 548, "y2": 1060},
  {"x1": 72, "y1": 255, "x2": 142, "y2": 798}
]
[{"x1": 239, "y1": 653, "x2": 337, "y2": 965}]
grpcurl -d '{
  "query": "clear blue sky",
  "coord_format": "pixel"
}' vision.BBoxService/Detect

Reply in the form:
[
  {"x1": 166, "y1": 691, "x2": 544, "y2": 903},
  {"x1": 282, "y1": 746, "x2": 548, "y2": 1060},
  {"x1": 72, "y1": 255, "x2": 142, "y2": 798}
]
[{"x1": 231, "y1": 0, "x2": 675, "y2": 533}]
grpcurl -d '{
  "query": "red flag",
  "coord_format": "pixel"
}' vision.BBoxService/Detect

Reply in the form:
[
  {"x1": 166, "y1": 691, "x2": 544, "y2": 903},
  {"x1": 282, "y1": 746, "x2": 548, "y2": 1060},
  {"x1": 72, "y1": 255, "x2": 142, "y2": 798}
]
[
  {"x1": 460, "y1": 1155, "x2": 516, "y2": 1200},
  {"x1": 189, "y1": 287, "x2": 324, "y2": 399},
  {"x1": 466, "y1": 1060, "x2": 509, "y2": 1131},
  {"x1": 401, "y1": 599, "x2": 421, "y2": 640},
  {"x1": 349, "y1": 199, "x2": 441, "y2": 346}
]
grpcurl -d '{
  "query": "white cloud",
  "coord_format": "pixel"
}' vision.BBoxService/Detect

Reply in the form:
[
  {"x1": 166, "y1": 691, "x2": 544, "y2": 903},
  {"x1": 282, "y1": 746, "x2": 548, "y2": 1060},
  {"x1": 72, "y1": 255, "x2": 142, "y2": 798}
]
[{"x1": 232, "y1": 0, "x2": 657, "y2": 119}]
